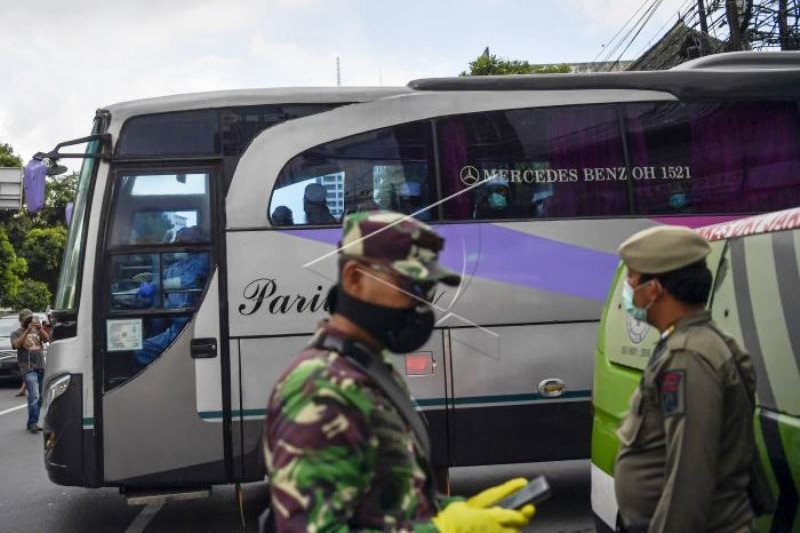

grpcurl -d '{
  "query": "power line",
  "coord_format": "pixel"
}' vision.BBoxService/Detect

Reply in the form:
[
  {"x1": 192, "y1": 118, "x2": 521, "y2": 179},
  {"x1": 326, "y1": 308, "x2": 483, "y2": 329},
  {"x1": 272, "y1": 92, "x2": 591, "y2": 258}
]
[
  {"x1": 631, "y1": 0, "x2": 698, "y2": 58},
  {"x1": 608, "y1": 0, "x2": 667, "y2": 70},
  {"x1": 596, "y1": 0, "x2": 662, "y2": 68},
  {"x1": 591, "y1": 0, "x2": 654, "y2": 64}
]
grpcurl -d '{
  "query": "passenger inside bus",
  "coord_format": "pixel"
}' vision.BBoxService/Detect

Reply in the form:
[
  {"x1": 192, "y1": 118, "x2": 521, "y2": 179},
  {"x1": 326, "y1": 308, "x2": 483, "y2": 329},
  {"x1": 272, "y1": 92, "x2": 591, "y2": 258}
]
[
  {"x1": 271, "y1": 205, "x2": 294, "y2": 226},
  {"x1": 134, "y1": 226, "x2": 210, "y2": 366},
  {"x1": 394, "y1": 181, "x2": 432, "y2": 221},
  {"x1": 303, "y1": 183, "x2": 337, "y2": 225},
  {"x1": 473, "y1": 176, "x2": 527, "y2": 220}
]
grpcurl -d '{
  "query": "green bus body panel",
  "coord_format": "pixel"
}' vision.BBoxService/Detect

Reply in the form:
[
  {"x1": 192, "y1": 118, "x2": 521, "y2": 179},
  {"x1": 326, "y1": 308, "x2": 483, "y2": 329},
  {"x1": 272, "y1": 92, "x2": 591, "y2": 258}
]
[
  {"x1": 592, "y1": 230, "x2": 800, "y2": 531},
  {"x1": 592, "y1": 263, "x2": 642, "y2": 475}
]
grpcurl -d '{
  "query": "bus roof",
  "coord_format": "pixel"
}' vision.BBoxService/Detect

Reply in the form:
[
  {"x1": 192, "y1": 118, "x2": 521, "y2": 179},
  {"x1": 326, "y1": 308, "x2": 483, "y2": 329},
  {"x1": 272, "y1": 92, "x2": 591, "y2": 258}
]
[
  {"x1": 408, "y1": 52, "x2": 800, "y2": 100},
  {"x1": 697, "y1": 207, "x2": 800, "y2": 241},
  {"x1": 101, "y1": 87, "x2": 410, "y2": 122}
]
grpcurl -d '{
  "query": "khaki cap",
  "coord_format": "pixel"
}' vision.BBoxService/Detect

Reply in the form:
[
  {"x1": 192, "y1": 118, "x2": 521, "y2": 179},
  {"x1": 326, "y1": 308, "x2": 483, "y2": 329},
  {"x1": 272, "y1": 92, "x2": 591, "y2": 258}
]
[{"x1": 618, "y1": 225, "x2": 711, "y2": 274}]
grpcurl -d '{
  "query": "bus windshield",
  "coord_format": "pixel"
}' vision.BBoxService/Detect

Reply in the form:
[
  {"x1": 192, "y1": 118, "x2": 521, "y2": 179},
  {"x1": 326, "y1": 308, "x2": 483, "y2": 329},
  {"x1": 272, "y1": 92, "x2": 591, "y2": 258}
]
[{"x1": 55, "y1": 127, "x2": 101, "y2": 311}]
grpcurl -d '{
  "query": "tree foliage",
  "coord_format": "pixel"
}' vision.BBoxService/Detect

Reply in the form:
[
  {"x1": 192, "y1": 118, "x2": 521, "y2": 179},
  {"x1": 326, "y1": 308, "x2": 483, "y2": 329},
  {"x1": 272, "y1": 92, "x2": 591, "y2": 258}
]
[
  {"x1": 20, "y1": 226, "x2": 68, "y2": 296},
  {"x1": 8, "y1": 279, "x2": 52, "y2": 312},
  {"x1": 461, "y1": 51, "x2": 571, "y2": 76},
  {"x1": 0, "y1": 227, "x2": 28, "y2": 307},
  {"x1": 39, "y1": 171, "x2": 79, "y2": 228},
  {"x1": 0, "y1": 143, "x2": 78, "y2": 310},
  {"x1": 0, "y1": 143, "x2": 23, "y2": 167}
]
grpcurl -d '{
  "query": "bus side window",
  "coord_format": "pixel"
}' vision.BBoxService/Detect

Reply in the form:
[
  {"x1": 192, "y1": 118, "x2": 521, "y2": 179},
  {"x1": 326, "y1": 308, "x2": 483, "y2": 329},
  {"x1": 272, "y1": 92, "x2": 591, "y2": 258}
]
[
  {"x1": 437, "y1": 105, "x2": 629, "y2": 221},
  {"x1": 110, "y1": 173, "x2": 212, "y2": 245},
  {"x1": 626, "y1": 101, "x2": 800, "y2": 215},
  {"x1": 269, "y1": 122, "x2": 436, "y2": 226}
]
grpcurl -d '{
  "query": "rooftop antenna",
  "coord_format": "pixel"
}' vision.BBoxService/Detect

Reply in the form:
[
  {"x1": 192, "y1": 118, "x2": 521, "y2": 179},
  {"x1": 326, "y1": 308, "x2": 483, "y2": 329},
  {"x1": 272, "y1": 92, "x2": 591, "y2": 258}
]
[{"x1": 336, "y1": 57, "x2": 341, "y2": 86}]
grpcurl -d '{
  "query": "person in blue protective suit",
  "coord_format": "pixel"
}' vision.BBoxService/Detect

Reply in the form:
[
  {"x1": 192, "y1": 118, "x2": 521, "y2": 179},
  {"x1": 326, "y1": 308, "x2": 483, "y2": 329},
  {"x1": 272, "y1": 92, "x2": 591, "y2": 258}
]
[{"x1": 135, "y1": 226, "x2": 210, "y2": 366}]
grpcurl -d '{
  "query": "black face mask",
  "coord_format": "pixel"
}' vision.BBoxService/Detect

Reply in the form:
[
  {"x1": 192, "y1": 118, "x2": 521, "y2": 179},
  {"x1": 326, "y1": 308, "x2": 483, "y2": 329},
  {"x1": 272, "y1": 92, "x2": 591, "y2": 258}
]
[{"x1": 327, "y1": 284, "x2": 435, "y2": 353}]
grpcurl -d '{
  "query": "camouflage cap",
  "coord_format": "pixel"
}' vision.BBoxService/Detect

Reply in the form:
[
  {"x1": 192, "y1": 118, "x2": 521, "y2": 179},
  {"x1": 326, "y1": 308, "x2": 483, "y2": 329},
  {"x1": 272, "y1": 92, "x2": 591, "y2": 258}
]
[
  {"x1": 340, "y1": 210, "x2": 460, "y2": 286},
  {"x1": 18, "y1": 308, "x2": 33, "y2": 322},
  {"x1": 619, "y1": 225, "x2": 711, "y2": 274}
]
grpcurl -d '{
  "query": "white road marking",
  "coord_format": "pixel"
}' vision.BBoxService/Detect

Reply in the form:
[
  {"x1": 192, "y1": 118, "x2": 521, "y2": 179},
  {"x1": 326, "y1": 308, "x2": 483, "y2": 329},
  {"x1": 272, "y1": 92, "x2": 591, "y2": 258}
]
[
  {"x1": 125, "y1": 502, "x2": 164, "y2": 533},
  {"x1": 0, "y1": 404, "x2": 26, "y2": 416}
]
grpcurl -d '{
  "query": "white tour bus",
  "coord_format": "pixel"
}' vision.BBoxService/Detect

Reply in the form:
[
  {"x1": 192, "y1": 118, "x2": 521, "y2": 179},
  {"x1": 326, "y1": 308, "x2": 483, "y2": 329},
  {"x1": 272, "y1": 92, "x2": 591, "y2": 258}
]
[{"x1": 41, "y1": 52, "x2": 800, "y2": 494}]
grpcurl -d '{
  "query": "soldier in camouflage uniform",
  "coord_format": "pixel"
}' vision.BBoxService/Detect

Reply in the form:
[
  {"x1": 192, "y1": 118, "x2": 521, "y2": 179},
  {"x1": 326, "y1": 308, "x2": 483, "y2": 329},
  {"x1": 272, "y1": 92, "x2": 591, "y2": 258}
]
[
  {"x1": 614, "y1": 226, "x2": 758, "y2": 532},
  {"x1": 264, "y1": 211, "x2": 535, "y2": 532}
]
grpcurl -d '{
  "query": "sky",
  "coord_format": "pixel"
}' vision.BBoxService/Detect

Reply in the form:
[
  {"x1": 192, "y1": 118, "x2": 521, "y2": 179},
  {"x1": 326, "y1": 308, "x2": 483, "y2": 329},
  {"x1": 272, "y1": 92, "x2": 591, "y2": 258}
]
[{"x1": 1, "y1": 0, "x2": 687, "y2": 171}]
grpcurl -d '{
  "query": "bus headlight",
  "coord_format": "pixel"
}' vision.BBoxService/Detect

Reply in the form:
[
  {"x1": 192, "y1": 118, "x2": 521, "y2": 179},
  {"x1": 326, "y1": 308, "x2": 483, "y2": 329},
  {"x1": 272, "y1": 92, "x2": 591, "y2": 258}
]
[{"x1": 43, "y1": 374, "x2": 71, "y2": 412}]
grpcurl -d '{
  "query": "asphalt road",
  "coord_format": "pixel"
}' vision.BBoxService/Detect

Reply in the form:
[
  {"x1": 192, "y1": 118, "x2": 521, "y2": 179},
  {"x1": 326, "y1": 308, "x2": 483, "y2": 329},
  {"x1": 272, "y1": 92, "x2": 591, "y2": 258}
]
[{"x1": 0, "y1": 382, "x2": 594, "y2": 532}]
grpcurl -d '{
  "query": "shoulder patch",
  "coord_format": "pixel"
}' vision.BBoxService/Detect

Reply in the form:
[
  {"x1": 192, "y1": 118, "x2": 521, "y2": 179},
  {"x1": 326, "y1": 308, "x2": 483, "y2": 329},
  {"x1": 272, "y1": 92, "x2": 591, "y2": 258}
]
[{"x1": 658, "y1": 370, "x2": 685, "y2": 417}]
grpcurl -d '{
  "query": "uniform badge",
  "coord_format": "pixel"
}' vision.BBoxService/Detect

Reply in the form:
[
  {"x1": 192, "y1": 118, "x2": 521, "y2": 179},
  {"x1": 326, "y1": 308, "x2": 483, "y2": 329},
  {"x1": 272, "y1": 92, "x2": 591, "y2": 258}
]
[{"x1": 658, "y1": 370, "x2": 685, "y2": 417}]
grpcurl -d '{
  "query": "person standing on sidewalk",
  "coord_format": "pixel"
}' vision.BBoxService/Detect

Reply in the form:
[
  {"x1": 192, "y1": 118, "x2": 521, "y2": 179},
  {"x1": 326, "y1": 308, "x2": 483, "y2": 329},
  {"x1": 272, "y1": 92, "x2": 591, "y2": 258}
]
[{"x1": 11, "y1": 309, "x2": 49, "y2": 433}]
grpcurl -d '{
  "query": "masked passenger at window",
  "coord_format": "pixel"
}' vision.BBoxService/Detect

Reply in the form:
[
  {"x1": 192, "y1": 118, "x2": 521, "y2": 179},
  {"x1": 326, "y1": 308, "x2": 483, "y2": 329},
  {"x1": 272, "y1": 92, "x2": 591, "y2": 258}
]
[
  {"x1": 304, "y1": 183, "x2": 337, "y2": 225},
  {"x1": 473, "y1": 176, "x2": 526, "y2": 220}
]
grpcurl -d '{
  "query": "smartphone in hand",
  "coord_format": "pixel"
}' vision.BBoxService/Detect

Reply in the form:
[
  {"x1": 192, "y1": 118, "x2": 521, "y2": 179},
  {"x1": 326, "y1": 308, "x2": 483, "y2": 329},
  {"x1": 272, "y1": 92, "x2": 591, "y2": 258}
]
[{"x1": 496, "y1": 475, "x2": 551, "y2": 510}]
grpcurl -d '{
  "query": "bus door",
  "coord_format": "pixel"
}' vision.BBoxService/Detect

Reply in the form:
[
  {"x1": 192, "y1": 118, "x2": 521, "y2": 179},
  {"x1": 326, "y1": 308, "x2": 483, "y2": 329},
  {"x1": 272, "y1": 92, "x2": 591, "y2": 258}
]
[{"x1": 99, "y1": 167, "x2": 227, "y2": 487}]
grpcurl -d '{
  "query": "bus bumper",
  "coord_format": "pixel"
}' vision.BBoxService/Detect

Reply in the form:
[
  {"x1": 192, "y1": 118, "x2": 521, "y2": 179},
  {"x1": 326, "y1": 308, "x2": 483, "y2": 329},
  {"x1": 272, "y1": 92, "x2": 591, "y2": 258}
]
[{"x1": 43, "y1": 373, "x2": 98, "y2": 487}]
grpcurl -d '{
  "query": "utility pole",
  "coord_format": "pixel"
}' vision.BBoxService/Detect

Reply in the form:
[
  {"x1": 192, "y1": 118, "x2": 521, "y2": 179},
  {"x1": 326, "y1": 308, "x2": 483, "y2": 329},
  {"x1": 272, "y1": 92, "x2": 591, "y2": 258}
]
[
  {"x1": 336, "y1": 57, "x2": 341, "y2": 87},
  {"x1": 697, "y1": 0, "x2": 709, "y2": 55},
  {"x1": 698, "y1": 0, "x2": 709, "y2": 34},
  {"x1": 726, "y1": 0, "x2": 753, "y2": 50}
]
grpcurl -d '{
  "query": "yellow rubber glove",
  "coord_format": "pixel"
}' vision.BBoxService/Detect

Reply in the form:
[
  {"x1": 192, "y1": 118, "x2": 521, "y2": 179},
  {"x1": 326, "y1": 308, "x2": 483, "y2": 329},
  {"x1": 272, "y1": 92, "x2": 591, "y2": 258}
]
[
  {"x1": 432, "y1": 501, "x2": 535, "y2": 533},
  {"x1": 466, "y1": 478, "x2": 530, "y2": 509}
]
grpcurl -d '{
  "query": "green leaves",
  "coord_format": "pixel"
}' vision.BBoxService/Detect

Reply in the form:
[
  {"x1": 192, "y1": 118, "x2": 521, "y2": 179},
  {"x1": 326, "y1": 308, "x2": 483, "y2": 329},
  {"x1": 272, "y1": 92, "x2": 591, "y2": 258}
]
[
  {"x1": 0, "y1": 143, "x2": 76, "y2": 309},
  {"x1": 0, "y1": 226, "x2": 28, "y2": 308},
  {"x1": 0, "y1": 143, "x2": 23, "y2": 168},
  {"x1": 460, "y1": 52, "x2": 571, "y2": 76}
]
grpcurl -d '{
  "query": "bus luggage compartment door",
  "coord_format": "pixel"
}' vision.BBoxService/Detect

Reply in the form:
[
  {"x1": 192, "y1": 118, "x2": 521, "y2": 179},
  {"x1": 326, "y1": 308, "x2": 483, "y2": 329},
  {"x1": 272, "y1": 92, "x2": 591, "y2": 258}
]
[{"x1": 447, "y1": 323, "x2": 594, "y2": 466}]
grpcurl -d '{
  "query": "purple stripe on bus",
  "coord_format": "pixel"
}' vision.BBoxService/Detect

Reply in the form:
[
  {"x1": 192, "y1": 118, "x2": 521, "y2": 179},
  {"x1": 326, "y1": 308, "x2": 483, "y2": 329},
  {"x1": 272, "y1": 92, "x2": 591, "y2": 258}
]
[
  {"x1": 436, "y1": 224, "x2": 618, "y2": 301},
  {"x1": 282, "y1": 224, "x2": 618, "y2": 301}
]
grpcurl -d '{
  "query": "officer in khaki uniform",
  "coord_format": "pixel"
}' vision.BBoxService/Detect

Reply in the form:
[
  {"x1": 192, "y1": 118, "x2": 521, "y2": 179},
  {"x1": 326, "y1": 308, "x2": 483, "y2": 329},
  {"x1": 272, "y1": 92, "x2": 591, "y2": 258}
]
[{"x1": 614, "y1": 226, "x2": 757, "y2": 533}]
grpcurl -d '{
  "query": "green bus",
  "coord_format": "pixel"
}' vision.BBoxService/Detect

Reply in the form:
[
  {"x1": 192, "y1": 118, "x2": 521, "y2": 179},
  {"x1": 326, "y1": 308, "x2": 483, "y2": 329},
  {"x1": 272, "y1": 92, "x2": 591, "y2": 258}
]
[{"x1": 591, "y1": 207, "x2": 800, "y2": 532}]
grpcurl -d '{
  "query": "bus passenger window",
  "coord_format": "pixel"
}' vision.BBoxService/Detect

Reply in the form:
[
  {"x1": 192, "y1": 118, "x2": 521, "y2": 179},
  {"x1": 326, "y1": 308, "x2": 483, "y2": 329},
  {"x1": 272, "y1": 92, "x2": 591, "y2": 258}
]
[
  {"x1": 625, "y1": 101, "x2": 800, "y2": 215},
  {"x1": 270, "y1": 205, "x2": 294, "y2": 226},
  {"x1": 270, "y1": 122, "x2": 436, "y2": 226},
  {"x1": 109, "y1": 250, "x2": 210, "y2": 311},
  {"x1": 110, "y1": 173, "x2": 211, "y2": 246},
  {"x1": 437, "y1": 105, "x2": 629, "y2": 221}
]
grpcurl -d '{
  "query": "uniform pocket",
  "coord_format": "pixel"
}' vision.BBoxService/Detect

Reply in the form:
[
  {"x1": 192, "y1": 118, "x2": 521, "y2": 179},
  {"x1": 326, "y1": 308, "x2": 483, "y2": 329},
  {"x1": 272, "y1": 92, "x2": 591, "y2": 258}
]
[{"x1": 616, "y1": 390, "x2": 644, "y2": 447}]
